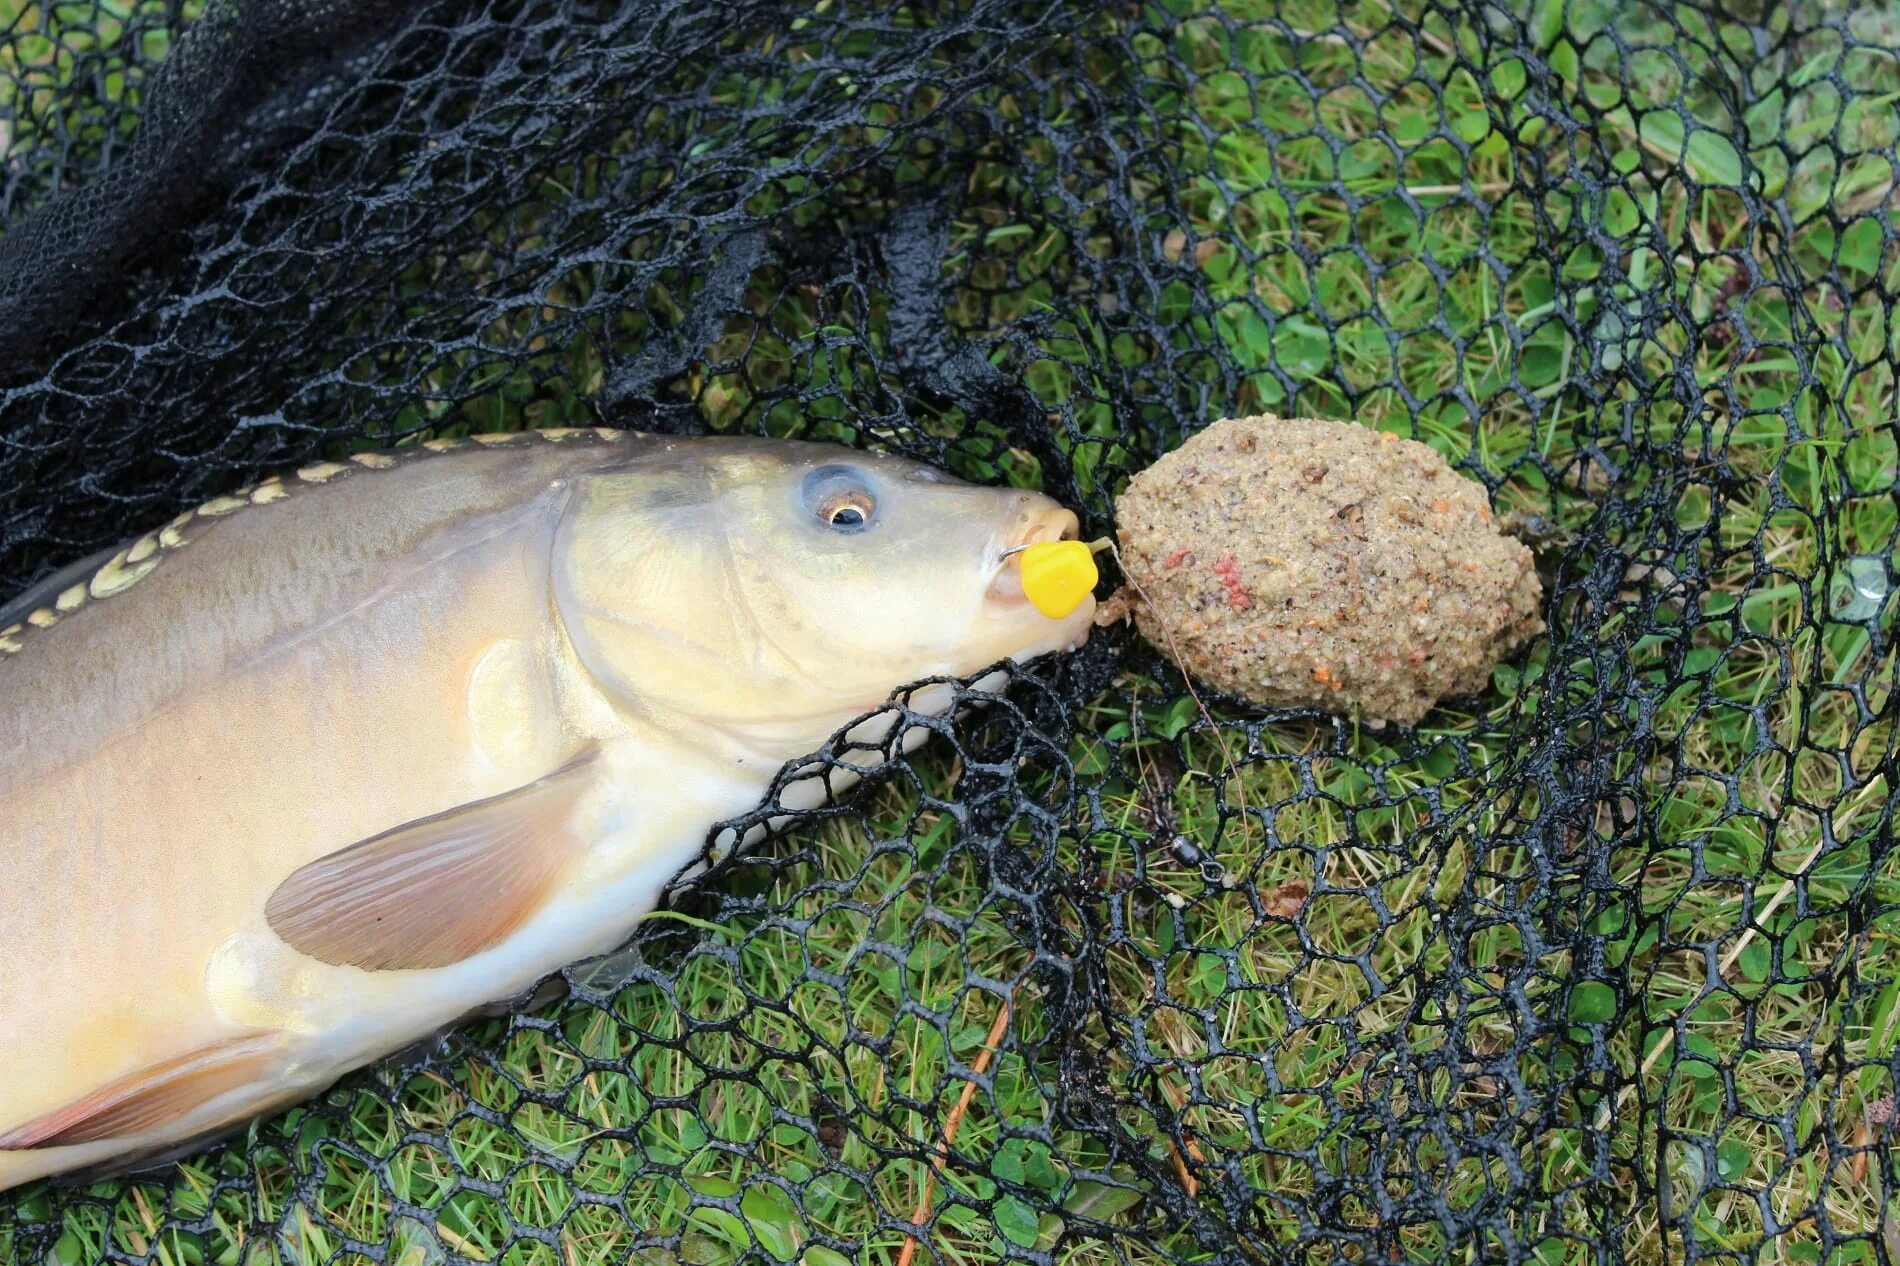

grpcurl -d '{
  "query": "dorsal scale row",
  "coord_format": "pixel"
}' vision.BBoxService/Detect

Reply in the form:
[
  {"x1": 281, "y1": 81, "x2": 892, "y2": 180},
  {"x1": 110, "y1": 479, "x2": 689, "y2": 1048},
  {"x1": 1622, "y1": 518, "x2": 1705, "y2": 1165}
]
[{"x1": 0, "y1": 427, "x2": 629, "y2": 657}]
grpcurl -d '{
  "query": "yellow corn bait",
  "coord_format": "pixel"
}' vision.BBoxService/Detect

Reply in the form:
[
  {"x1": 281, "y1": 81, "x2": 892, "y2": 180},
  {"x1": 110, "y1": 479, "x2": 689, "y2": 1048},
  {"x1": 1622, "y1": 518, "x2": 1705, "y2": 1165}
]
[{"x1": 1019, "y1": 538, "x2": 1104, "y2": 620}]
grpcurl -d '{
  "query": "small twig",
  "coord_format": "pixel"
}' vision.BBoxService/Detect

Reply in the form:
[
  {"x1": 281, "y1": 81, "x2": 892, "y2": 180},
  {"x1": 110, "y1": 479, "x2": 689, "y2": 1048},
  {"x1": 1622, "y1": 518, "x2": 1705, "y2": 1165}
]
[
  {"x1": 1158, "y1": 1077, "x2": 1207, "y2": 1199},
  {"x1": 1272, "y1": 27, "x2": 1352, "y2": 47},
  {"x1": 897, "y1": 996, "x2": 1015, "y2": 1266},
  {"x1": 1412, "y1": 19, "x2": 1456, "y2": 60},
  {"x1": 1404, "y1": 182, "x2": 1515, "y2": 197},
  {"x1": 1167, "y1": 1136, "x2": 1199, "y2": 1199},
  {"x1": 1850, "y1": 1116, "x2": 1875, "y2": 1186},
  {"x1": 1634, "y1": 833, "x2": 1822, "y2": 1084}
]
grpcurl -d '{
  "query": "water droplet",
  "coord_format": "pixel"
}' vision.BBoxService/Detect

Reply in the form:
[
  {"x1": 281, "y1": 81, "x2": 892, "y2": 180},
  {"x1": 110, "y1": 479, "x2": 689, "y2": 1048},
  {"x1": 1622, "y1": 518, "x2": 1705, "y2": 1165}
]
[
  {"x1": 390, "y1": 1217, "x2": 447, "y2": 1266},
  {"x1": 1831, "y1": 555, "x2": 1889, "y2": 622},
  {"x1": 1660, "y1": 1139, "x2": 1707, "y2": 1221}
]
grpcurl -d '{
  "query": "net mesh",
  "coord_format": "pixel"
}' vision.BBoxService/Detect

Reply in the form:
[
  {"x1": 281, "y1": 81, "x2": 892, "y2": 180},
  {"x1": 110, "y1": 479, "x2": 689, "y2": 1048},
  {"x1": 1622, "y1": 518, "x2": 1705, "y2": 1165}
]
[{"x1": 2, "y1": 0, "x2": 1897, "y2": 1262}]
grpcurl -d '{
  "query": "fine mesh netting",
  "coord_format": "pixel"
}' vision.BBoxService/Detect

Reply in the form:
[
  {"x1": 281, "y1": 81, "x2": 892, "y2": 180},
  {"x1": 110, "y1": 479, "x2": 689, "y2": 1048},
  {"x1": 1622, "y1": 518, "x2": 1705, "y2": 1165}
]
[{"x1": 2, "y1": 1, "x2": 1898, "y2": 1263}]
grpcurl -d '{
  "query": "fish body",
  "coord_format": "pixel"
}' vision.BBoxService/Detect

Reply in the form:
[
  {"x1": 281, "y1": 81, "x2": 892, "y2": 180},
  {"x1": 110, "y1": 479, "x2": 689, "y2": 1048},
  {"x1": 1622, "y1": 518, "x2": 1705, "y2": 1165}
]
[{"x1": 0, "y1": 429, "x2": 1093, "y2": 1191}]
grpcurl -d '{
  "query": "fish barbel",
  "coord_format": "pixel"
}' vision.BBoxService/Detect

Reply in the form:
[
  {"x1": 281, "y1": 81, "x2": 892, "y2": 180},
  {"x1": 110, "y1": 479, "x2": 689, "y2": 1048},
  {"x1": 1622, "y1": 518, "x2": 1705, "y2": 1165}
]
[{"x1": 0, "y1": 428, "x2": 1095, "y2": 1191}]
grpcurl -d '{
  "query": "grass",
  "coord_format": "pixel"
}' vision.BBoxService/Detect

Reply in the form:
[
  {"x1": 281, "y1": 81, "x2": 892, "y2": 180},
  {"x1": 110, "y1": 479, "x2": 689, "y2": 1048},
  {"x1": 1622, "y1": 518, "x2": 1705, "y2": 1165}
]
[{"x1": 2, "y1": 0, "x2": 1899, "y2": 1264}]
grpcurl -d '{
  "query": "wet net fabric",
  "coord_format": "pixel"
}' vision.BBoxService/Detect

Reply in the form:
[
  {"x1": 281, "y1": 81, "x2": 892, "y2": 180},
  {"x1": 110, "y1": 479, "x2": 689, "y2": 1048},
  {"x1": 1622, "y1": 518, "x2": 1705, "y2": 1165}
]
[{"x1": 2, "y1": 1, "x2": 1897, "y2": 1263}]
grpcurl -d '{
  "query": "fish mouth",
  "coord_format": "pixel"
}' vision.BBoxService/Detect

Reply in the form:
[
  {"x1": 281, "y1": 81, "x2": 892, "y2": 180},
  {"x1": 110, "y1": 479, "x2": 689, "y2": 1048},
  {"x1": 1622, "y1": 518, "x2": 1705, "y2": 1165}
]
[{"x1": 987, "y1": 504, "x2": 1083, "y2": 606}]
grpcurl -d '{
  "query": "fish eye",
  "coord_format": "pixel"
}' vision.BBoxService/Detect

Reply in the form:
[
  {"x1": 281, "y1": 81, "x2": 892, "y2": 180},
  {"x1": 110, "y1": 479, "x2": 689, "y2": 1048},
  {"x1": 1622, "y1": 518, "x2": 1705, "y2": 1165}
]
[
  {"x1": 827, "y1": 501, "x2": 868, "y2": 529},
  {"x1": 803, "y1": 465, "x2": 878, "y2": 533}
]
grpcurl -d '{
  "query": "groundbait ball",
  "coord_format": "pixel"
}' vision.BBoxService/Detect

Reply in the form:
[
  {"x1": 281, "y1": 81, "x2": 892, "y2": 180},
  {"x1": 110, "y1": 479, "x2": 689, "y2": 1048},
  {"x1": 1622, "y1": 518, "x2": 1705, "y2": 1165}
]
[{"x1": 1103, "y1": 414, "x2": 1545, "y2": 726}]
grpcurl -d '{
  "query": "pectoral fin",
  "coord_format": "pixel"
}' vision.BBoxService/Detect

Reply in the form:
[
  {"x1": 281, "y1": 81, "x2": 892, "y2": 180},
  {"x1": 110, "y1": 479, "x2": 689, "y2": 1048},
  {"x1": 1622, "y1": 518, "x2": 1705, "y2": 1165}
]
[
  {"x1": 265, "y1": 747, "x2": 599, "y2": 972},
  {"x1": 0, "y1": 1033, "x2": 281, "y2": 1150}
]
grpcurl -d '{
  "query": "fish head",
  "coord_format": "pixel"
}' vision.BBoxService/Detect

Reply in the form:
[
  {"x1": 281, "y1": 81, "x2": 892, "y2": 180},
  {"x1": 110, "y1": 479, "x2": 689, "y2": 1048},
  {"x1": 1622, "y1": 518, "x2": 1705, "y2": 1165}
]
[{"x1": 552, "y1": 437, "x2": 1096, "y2": 758}]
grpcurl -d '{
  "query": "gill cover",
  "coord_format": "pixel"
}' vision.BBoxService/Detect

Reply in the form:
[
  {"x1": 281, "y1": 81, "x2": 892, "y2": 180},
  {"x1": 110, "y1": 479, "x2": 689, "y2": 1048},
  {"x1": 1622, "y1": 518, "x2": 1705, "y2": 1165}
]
[{"x1": 551, "y1": 454, "x2": 753, "y2": 728}]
